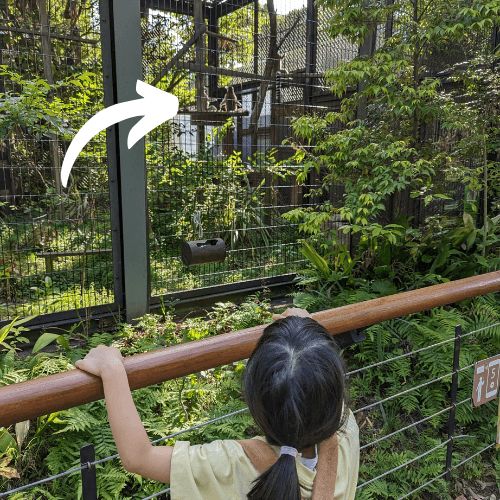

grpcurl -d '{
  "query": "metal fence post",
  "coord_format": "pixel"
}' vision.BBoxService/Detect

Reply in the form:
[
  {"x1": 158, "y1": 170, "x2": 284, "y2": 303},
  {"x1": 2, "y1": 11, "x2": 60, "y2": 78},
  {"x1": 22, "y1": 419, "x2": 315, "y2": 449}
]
[
  {"x1": 445, "y1": 324, "x2": 461, "y2": 481},
  {"x1": 80, "y1": 443, "x2": 98, "y2": 500},
  {"x1": 304, "y1": 0, "x2": 317, "y2": 106},
  {"x1": 99, "y1": 0, "x2": 150, "y2": 323}
]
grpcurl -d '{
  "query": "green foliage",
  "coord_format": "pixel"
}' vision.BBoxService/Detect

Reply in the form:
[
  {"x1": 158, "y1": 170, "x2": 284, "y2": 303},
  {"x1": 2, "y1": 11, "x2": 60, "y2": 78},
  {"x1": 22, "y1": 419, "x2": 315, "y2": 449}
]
[
  {"x1": 348, "y1": 298, "x2": 500, "y2": 499},
  {"x1": 0, "y1": 293, "x2": 277, "y2": 498},
  {"x1": 0, "y1": 316, "x2": 35, "y2": 353},
  {"x1": 148, "y1": 133, "x2": 289, "y2": 253},
  {"x1": 286, "y1": 0, "x2": 500, "y2": 267}
]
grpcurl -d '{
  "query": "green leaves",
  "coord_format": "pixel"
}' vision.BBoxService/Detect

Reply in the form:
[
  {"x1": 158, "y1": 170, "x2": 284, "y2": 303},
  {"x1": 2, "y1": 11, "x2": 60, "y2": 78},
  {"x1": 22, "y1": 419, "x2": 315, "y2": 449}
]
[
  {"x1": 0, "y1": 66, "x2": 98, "y2": 143},
  {"x1": 300, "y1": 240, "x2": 332, "y2": 280},
  {"x1": 32, "y1": 332, "x2": 70, "y2": 355},
  {"x1": 0, "y1": 316, "x2": 36, "y2": 353}
]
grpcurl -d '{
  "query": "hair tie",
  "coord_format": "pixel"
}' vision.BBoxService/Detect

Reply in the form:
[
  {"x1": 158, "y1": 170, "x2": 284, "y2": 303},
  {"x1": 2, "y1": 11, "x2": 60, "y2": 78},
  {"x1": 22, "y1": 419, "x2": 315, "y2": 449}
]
[{"x1": 280, "y1": 446, "x2": 301, "y2": 458}]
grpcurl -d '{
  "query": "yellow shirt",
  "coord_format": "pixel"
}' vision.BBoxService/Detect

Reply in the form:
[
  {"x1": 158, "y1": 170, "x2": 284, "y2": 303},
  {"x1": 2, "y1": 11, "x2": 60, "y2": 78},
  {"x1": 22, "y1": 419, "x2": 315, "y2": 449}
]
[{"x1": 170, "y1": 409, "x2": 359, "y2": 500}]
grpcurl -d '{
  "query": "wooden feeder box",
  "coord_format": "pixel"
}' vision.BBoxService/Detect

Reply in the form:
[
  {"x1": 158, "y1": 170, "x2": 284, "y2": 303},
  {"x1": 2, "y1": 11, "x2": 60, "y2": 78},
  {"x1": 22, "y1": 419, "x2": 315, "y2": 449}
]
[{"x1": 181, "y1": 238, "x2": 226, "y2": 266}]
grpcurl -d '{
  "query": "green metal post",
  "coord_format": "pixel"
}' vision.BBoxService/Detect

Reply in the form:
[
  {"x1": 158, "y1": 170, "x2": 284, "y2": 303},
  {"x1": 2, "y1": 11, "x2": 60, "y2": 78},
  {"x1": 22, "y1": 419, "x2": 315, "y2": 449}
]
[{"x1": 101, "y1": 0, "x2": 150, "y2": 322}]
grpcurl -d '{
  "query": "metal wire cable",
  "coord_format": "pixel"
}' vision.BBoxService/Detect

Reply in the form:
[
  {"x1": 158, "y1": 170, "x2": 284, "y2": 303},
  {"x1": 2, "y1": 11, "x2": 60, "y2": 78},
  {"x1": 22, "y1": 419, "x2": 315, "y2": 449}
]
[
  {"x1": 461, "y1": 322, "x2": 500, "y2": 339},
  {"x1": 359, "y1": 397, "x2": 471, "y2": 451},
  {"x1": 141, "y1": 486, "x2": 171, "y2": 499},
  {"x1": 356, "y1": 439, "x2": 451, "y2": 489},
  {"x1": 0, "y1": 462, "x2": 100, "y2": 498},
  {"x1": 458, "y1": 363, "x2": 475, "y2": 373},
  {"x1": 346, "y1": 336, "x2": 456, "y2": 377},
  {"x1": 347, "y1": 321, "x2": 500, "y2": 378},
  {"x1": 150, "y1": 407, "x2": 250, "y2": 445},
  {"x1": 395, "y1": 441, "x2": 497, "y2": 500},
  {"x1": 396, "y1": 470, "x2": 449, "y2": 500},
  {"x1": 353, "y1": 370, "x2": 454, "y2": 414},
  {"x1": 453, "y1": 442, "x2": 497, "y2": 469},
  {"x1": 0, "y1": 407, "x2": 251, "y2": 498},
  {"x1": 2, "y1": 317, "x2": 497, "y2": 498}
]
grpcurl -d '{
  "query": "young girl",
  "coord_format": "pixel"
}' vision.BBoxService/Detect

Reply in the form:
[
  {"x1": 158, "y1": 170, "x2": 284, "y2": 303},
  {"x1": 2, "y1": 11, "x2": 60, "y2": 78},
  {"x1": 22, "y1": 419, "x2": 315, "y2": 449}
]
[{"x1": 75, "y1": 307, "x2": 359, "y2": 499}]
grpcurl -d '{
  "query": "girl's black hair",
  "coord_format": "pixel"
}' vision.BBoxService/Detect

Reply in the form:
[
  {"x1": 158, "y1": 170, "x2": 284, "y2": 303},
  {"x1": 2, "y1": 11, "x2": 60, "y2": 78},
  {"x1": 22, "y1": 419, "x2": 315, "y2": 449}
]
[{"x1": 242, "y1": 316, "x2": 349, "y2": 500}]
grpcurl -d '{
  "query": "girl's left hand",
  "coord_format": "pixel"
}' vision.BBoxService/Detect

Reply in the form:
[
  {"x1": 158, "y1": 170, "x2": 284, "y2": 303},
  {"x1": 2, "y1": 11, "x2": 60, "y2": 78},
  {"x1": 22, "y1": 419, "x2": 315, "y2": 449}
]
[{"x1": 75, "y1": 345, "x2": 124, "y2": 378}]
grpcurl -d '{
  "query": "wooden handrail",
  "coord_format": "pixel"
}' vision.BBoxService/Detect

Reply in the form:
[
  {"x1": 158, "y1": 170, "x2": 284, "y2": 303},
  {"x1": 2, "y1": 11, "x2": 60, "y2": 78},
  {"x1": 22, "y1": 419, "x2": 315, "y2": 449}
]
[{"x1": 1, "y1": 271, "x2": 499, "y2": 428}]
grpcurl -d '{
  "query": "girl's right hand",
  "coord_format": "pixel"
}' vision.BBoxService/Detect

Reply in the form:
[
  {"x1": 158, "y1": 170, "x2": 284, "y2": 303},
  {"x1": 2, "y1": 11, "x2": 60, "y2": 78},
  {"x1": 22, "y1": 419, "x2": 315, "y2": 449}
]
[{"x1": 272, "y1": 307, "x2": 312, "y2": 321}]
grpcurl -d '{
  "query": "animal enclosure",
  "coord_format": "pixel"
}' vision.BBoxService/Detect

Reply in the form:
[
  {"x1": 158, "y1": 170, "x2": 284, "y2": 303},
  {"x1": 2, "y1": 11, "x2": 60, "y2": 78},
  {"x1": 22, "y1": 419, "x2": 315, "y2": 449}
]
[{"x1": 0, "y1": 0, "x2": 497, "y2": 325}]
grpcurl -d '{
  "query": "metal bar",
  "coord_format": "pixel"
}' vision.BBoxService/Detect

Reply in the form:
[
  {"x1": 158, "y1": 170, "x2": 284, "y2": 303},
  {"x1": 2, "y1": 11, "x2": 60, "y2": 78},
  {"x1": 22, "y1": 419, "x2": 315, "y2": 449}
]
[
  {"x1": 253, "y1": 0, "x2": 258, "y2": 74},
  {"x1": 140, "y1": 0, "x2": 194, "y2": 17},
  {"x1": 80, "y1": 443, "x2": 98, "y2": 500},
  {"x1": 304, "y1": 0, "x2": 317, "y2": 105},
  {"x1": 445, "y1": 324, "x2": 461, "y2": 481},
  {"x1": 36, "y1": 249, "x2": 113, "y2": 258},
  {"x1": 282, "y1": 72, "x2": 325, "y2": 79},
  {"x1": 176, "y1": 110, "x2": 249, "y2": 117},
  {"x1": 100, "y1": 0, "x2": 124, "y2": 310},
  {"x1": 251, "y1": 0, "x2": 258, "y2": 159},
  {"x1": 0, "y1": 272, "x2": 499, "y2": 428},
  {"x1": 110, "y1": 0, "x2": 149, "y2": 321},
  {"x1": 194, "y1": 0, "x2": 206, "y2": 149},
  {"x1": 0, "y1": 24, "x2": 98, "y2": 43},
  {"x1": 385, "y1": 0, "x2": 394, "y2": 39},
  {"x1": 174, "y1": 60, "x2": 263, "y2": 80},
  {"x1": 217, "y1": 0, "x2": 254, "y2": 18},
  {"x1": 207, "y1": 7, "x2": 219, "y2": 96},
  {"x1": 150, "y1": 273, "x2": 296, "y2": 307}
]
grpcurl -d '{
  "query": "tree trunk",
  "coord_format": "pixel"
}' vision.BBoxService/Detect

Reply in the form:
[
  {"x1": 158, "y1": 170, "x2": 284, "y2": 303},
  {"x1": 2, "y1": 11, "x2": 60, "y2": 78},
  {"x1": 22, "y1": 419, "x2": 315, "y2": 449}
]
[
  {"x1": 248, "y1": 0, "x2": 278, "y2": 142},
  {"x1": 39, "y1": 0, "x2": 63, "y2": 197},
  {"x1": 0, "y1": 21, "x2": 15, "y2": 210}
]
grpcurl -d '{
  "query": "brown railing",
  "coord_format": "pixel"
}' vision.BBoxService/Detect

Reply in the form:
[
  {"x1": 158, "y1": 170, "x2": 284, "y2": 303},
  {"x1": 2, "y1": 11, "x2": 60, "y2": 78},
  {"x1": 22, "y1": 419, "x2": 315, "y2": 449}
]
[{"x1": 1, "y1": 271, "x2": 499, "y2": 428}]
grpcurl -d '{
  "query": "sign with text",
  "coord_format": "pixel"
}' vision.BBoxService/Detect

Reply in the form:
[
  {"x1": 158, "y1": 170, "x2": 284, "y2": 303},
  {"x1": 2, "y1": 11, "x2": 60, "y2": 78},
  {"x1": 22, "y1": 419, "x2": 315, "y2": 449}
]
[{"x1": 472, "y1": 354, "x2": 500, "y2": 407}]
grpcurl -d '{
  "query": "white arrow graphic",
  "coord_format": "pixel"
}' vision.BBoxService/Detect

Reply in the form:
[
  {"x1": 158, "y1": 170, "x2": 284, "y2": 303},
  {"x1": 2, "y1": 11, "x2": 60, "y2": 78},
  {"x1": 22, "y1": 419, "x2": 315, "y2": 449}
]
[{"x1": 61, "y1": 80, "x2": 179, "y2": 187}]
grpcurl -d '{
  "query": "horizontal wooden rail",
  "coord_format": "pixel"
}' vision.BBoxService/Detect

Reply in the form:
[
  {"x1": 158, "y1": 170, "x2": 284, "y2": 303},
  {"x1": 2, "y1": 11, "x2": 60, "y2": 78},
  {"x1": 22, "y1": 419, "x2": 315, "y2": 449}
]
[{"x1": 0, "y1": 271, "x2": 499, "y2": 428}]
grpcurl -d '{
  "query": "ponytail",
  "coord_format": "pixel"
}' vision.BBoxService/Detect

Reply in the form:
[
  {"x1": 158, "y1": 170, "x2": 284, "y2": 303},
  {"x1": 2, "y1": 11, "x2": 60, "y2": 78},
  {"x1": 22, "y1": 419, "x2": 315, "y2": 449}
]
[
  {"x1": 247, "y1": 454, "x2": 301, "y2": 500},
  {"x1": 243, "y1": 316, "x2": 349, "y2": 500}
]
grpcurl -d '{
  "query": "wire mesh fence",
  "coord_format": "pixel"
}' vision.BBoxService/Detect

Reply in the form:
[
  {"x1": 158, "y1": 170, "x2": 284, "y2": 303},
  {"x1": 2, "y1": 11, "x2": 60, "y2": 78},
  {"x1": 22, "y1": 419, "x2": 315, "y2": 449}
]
[
  {"x1": 1, "y1": 318, "x2": 499, "y2": 499},
  {"x1": 0, "y1": 0, "x2": 114, "y2": 321},
  {"x1": 1, "y1": 0, "x2": 497, "y2": 324},
  {"x1": 141, "y1": 0, "x2": 323, "y2": 297}
]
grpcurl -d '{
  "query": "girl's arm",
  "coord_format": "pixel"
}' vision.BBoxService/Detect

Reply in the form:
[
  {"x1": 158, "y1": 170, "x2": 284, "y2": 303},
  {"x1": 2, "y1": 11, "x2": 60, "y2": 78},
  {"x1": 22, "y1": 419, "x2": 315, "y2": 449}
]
[{"x1": 75, "y1": 346, "x2": 173, "y2": 483}]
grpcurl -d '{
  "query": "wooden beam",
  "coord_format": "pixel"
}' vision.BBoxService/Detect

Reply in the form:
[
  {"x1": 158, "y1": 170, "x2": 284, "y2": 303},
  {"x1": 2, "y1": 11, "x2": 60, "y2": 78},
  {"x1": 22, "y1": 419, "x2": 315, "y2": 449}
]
[
  {"x1": 0, "y1": 25, "x2": 98, "y2": 44},
  {"x1": 174, "y1": 60, "x2": 263, "y2": 80},
  {"x1": 206, "y1": 30, "x2": 239, "y2": 44},
  {"x1": 281, "y1": 72, "x2": 325, "y2": 79},
  {"x1": 0, "y1": 271, "x2": 499, "y2": 428},
  {"x1": 150, "y1": 23, "x2": 206, "y2": 87},
  {"x1": 217, "y1": 0, "x2": 254, "y2": 17}
]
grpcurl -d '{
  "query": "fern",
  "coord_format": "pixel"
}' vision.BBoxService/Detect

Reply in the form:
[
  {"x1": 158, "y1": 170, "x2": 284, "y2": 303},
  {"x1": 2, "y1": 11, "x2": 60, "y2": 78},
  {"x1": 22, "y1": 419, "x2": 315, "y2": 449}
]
[
  {"x1": 92, "y1": 424, "x2": 119, "y2": 461},
  {"x1": 52, "y1": 407, "x2": 101, "y2": 434}
]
